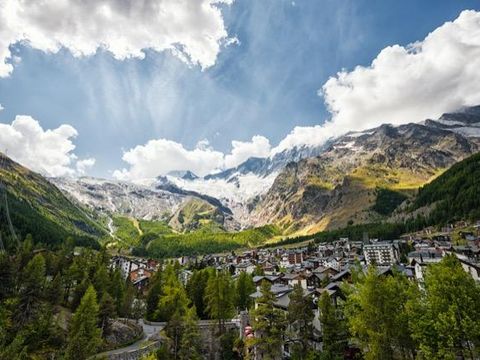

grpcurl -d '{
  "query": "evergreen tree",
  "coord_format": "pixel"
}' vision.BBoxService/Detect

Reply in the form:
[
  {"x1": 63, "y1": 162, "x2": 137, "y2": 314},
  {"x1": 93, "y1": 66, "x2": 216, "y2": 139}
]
[
  {"x1": 156, "y1": 264, "x2": 189, "y2": 322},
  {"x1": 93, "y1": 266, "x2": 110, "y2": 299},
  {"x1": 71, "y1": 278, "x2": 90, "y2": 311},
  {"x1": 318, "y1": 292, "x2": 347, "y2": 360},
  {"x1": 0, "y1": 252, "x2": 14, "y2": 301},
  {"x1": 235, "y1": 271, "x2": 255, "y2": 311},
  {"x1": 345, "y1": 266, "x2": 416, "y2": 360},
  {"x1": 98, "y1": 292, "x2": 116, "y2": 336},
  {"x1": 178, "y1": 306, "x2": 202, "y2": 360},
  {"x1": 146, "y1": 270, "x2": 162, "y2": 321},
  {"x1": 109, "y1": 268, "x2": 126, "y2": 314},
  {"x1": 65, "y1": 285, "x2": 102, "y2": 360},
  {"x1": 287, "y1": 283, "x2": 314, "y2": 358},
  {"x1": 410, "y1": 255, "x2": 480, "y2": 359},
  {"x1": 250, "y1": 281, "x2": 287, "y2": 360},
  {"x1": 16, "y1": 254, "x2": 46, "y2": 326},
  {"x1": 46, "y1": 273, "x2": 63, "y2": 305},
  {"x1": 186, "y1": 268, "x2": 212, "y2": 319},
  {"x1": 205, "y1": 270, "x2": 235, "y2": 333}
]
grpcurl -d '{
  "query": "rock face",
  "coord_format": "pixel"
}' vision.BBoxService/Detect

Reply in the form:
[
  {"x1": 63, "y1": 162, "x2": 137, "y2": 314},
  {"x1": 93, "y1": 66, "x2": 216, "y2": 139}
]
[
  {"x1": 51, "y1": 177, "x2": 186, "y2": 221},
  {"x1": 104, "y1": 320, "x2": 143, "y2": 350},
  {"x1": 251, "y1": 119, "x2": 480, "y2": 234}
]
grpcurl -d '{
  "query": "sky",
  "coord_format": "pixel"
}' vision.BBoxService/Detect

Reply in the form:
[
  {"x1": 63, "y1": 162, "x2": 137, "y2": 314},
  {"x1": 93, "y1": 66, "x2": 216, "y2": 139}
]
[{"x1": 0, "y1": 0, "x2": 480, "y2": 179}]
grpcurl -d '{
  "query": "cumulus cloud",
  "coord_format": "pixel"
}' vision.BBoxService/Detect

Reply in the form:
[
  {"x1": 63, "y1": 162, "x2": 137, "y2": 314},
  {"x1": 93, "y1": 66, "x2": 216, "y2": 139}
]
[
  {"x1": 224, "y1": 135, "x2": 271, "y2": 168},
  {"x1": 0, "y1": 115, "x2": 91, "y2": 176},
  {"x1": 113, "y1": 135, "x2": 272, "y2": 180},
  {"x1": 76, "y1": 158, "x2": 96, "y2": 175},
  {"x1": 113, "y1": 139, "x2": 225, "y2": 180},
  {"x1": 273, "y1": 10, "x2": 480, "y2": 154},
  {"x1": 0, "y1": 0, "x2": 234, "y2": 77}
]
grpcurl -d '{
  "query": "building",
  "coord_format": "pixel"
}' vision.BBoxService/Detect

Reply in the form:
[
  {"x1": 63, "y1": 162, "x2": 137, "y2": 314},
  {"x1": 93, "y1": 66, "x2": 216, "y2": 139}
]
[{"x1": 363, "y1": 241, "x2": 399, "y2": 266}]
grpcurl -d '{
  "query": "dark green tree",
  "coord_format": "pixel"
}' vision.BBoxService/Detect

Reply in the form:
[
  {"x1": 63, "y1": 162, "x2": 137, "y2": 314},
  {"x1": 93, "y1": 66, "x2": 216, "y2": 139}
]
[
  {"x1": 235, "y1": 271, "x2": 255, "y2": 311},
  {"x1": 98, "y1": 292, "x2": 116, "y2": 336},
  {"x1": 318, "y1": 292, "x2": 347, "y2": 360},
  {"x1": 409, "y1": 255, "x2": 480, "y2": 359},
  {"x1": 186, "y1": 268, "x2": 212, "y2": 319},
  {"x1": 205, "y1": 270, "x2": 235, "y2": 333},
  {"x1": 287, "y1": 283, "x2": 314, "y2": 359},
  {"x1": 250, "y1": 281, "x2": 287, "y2": 360},
  {"x1": 178, "y1": 306, "x2": 202, "y2": 360},
  {"x1": 65, "y1": 285, "x2": 102, "y2": 360},
  {"x1": 16, "y1": 254, "x2": 46, "y2": 326},
  {"x1": 146, "y1": 270, "x2": 162, "y2": 321}
]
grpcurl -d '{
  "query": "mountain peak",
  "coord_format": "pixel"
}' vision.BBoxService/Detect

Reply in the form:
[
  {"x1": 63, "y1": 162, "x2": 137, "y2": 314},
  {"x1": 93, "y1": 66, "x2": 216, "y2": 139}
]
[{"x1": 166, "y1": 170, "x2": 199, "y2": 181}]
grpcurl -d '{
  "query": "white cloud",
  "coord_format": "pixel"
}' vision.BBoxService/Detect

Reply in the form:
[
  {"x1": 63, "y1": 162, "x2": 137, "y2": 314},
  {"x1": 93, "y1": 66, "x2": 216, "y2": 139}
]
[
  {"x1": 0, "y1": 115, "x2": 90, "y2": 176},
  {"x1": 0, "y1": 104, "x2": 4, "y2": 111},
  {"x1": 0, "y1": 0, "x2": 234, "y2": 77},
  {"x1": 113, "y1": 139, "x2": 225, "y2": 180},
  {"x1": 273, "y1": 10, "x2": 480, "y2": 154},
  {"x1": 76, "y1": 158, "x2": 96, "y2": 175},
  {"x1": 224, "y1": 135, "x2": 271, "y2": 168},
  {"x1": 113, "y1": 135, "x2": 272, "y2": 180}
]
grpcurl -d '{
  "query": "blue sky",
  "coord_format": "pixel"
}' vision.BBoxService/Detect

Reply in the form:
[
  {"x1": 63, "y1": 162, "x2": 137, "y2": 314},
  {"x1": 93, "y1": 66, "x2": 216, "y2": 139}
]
[{"x1": 0, "y1": 0, "x2": 480, "y2": 178}]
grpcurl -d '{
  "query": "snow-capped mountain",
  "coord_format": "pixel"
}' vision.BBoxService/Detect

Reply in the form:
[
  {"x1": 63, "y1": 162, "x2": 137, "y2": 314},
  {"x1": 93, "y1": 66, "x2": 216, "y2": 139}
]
[
  {"x1": 52, "y1": 106, "x2": 480, "y2": 232},
  {"x1": 51, "y1": 176, "x2": 186, "y2": 220},
  {"x1": 424, "y1": 105, "x2": 480, "y2": 138}
]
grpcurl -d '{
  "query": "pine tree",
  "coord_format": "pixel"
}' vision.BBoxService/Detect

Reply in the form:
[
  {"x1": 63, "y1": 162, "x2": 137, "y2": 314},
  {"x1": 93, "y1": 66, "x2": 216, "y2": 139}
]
[
  {"x1": 65, "y1": 285, "x2": 102, "y2": 360},
  {"x1": 205, "y1": 270, "x2": 235, "y2": 333},
  {"x1": 235, "y1": 271, "x2": 255, "y2": 311},
  {"x1": 410, "y1": 255, "x2": 480, "y2": 359},
  {"x1": 109, "y1": 268, "x2": 126, "y2": 314},
  {"x1": 186, "y1": 268, "x2": 212, "y2": 319},
  {"x1": 250, "y1": 281, "x2": 287, "y2": 360},
  {"x1": 98, "y1": 292, "x2": 116, "y2": 336},
  {"x1": 146, "y1": 270, "x2": 162, "y2": 321},
  {"x1": 46, "y1": 273, "x2": 63, "y2": 305},
  {"x1": 0, "y1": 252, "x2": 14, "y2": 301},
  {"x1": 179, "y1": 306, "x2": 202, "y2": 360},
  {"x1": 318, "y1": 292, "x2": 347, "y2": 360},
  {"x1": 16, "y1": 254, "x2": 46, "y2": 326},
  {"x1": 93, "y1": 266, "x2": 110, "y2": 300},
  {"x1": 345, "y1": 266, "x2": 415, "y2": 360},
  {"x1": 156, "y1": 264, "x2": 189, "y2": 322},
  {"x1": 287, "y1": 283, "x2": 314, "y2": 358}
]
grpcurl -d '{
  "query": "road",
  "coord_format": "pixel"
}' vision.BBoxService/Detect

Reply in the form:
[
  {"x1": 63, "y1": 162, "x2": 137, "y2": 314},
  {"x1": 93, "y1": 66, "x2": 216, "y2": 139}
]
[{"x1": 94, "y1": 319, "x2": 165, "y2": 358}]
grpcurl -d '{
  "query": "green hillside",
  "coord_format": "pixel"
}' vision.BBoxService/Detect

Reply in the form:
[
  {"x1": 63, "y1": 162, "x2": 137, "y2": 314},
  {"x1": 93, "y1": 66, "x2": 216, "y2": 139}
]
[
  {"x1": 168, "y1": 197, "x2": 226, "y2": 232},
  {"x1": 411, "y1": 151, "x2": 480, "y2": 224},
  {"x1": 133, "y1": 224, "x2": 281, "y2": 258},
  {"x1": 0, "y1": 153, "x2": 105, "y2": 249}
]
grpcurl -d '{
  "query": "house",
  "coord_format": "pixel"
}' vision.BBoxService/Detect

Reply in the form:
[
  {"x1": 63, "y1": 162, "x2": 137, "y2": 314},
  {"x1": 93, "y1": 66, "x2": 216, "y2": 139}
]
[
  {"x1": 129, "y1": 268, "x2": 152, "y2": 290},
  {"x1": 281, "y1": 273, "x2": 307, "y2": 289},
  {"x1": 234, "y1": 262, "x2": 256, "y2": 275}
]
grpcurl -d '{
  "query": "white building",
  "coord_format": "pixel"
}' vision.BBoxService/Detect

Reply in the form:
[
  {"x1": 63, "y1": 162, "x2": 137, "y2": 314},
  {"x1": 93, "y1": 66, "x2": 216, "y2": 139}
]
[{"x1": 363, "y1": 242, "x2": 399, "y2": 266}]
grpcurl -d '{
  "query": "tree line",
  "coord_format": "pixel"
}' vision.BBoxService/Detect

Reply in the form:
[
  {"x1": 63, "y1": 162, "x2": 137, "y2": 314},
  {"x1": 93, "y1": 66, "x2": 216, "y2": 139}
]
[{"x1": 0, "y1": 236, "x2": 140, "y2": 359}]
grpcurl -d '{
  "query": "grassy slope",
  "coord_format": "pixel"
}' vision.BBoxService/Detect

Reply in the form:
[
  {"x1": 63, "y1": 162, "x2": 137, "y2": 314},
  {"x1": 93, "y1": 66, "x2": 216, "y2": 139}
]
[
  {"x1": 135, "y1": 224, "x2": 281, "y2": 258},
  {"x1": 0, "y1": 154, "x2": 105, "y2": 247}
]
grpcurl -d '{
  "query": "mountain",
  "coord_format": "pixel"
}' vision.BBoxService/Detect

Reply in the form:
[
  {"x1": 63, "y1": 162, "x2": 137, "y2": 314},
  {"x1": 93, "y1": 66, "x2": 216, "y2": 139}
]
[
  {"x1": 52, "y1": 176, "x2": 186, "y2": 220},
  {"x1": 53, "y1": 175, "x2": 239, "y2": 232},
  {"x1": 167, "y1": 170, "x2": 199, "y2": 181},
  {"x1": 407, "y1": 151, "x2": 480, "y2": 224},
  {"x1": 424, "y1": 105, "x2": 480, "y2": 138},
  {"x1": 168, "y1": 197, "x2": 236, "y2": 232},
  {"x1": 251, "y1": 115, "x2": 480, "y2": 234},
  {"x1": 0, "y1": 153, "x2": 105, "y2": 248}
]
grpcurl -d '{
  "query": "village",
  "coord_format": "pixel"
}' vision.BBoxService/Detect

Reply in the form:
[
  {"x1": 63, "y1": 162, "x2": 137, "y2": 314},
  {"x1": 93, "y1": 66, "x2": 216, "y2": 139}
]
[{"x1": 110, "y1": 221, "x2": 480, "y2": 358}]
